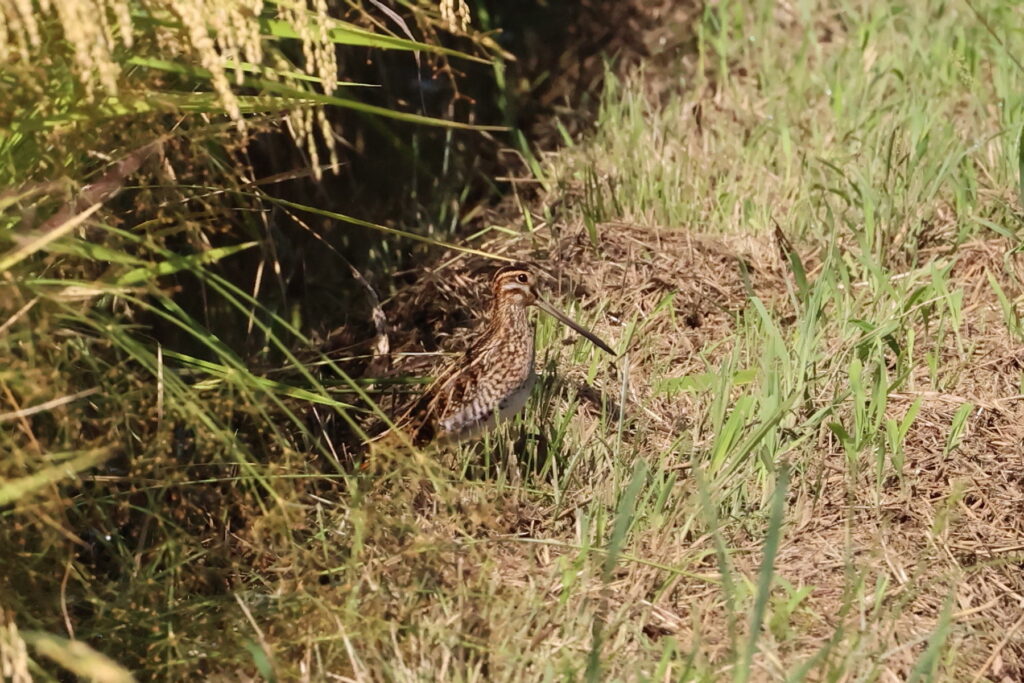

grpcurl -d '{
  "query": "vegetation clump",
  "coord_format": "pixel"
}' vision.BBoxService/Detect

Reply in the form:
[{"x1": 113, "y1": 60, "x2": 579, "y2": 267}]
[{"x1": 3, "y1": 0, "x2": 1024, "y2": 680}]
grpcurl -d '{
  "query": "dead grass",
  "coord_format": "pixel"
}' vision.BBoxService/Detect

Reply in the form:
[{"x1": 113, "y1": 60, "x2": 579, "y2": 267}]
[
  {"x1": 6, "y1": 0, "x2": 1024, "y2": 680},
  {"x1": 335, "y1": 206, "x2": 1024, "y2": 679},
  {"x1": 171, "y1": 0, "x2": 1024, "y2": 676},
  {"x1": 342, "y1": 155, "x2": 1024, "y2": 680}
]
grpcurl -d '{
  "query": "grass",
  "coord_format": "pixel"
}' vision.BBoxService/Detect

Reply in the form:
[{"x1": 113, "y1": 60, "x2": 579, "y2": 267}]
[
  {"x1": 510, "y1": 0, "x2": 1024, "y2": 678},
  {"x1": 4, "y1": 0, "x2": 1024, "y2": 680}
]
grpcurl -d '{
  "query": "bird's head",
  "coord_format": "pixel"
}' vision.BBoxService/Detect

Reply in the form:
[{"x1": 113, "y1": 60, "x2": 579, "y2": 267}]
[
  {"x1": 489, "y1": 262, "x2": 615, "y2": 355},
  {"x1": 491, "y1": 263, "x2": 538, "y2": 307}
]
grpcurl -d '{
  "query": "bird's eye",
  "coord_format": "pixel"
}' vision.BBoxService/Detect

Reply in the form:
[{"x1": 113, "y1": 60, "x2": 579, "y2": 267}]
[{"x1": 517, "y1": 273, "x2": 528, "y2": 283}]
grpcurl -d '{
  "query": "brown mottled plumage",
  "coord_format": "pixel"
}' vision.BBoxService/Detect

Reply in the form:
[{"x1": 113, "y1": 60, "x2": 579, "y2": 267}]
[{"x1": 386, "y1": 263, "x2": 614, "y2": 447}]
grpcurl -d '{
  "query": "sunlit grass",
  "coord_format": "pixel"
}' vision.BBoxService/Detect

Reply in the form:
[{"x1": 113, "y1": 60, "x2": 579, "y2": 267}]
[
  {"x1": 4, "y1": 0, "x2": 1024, "y2": 679},
  {"x1": 0, "y1": 0, "x2": 504, "y2": 679},
  {"x1": 523, "y1": 0, "x2": 1024, "y2": 679}
]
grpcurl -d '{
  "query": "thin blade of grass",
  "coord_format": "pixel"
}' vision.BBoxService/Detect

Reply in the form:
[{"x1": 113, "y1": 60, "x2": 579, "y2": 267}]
[
  {"x1": 906, "y1": 595, "x2": 955, "y2": 683},
  {"x1": 263, "y1": 195, "x2": 511, "y2": 260},
  {"x1": 736, "y1": 464, "x2": 790, "y2": 683},
  {"x1": 0, "y1": 203, "x2": 101, "y2": 272},
  {"x1": 602, "y1": 460, "x2": 650, "y2": 579},
  {"x1": 20, "y1": 631, "x2": 135, "y2": 683},
  {"x1": 0, "y1": 449, "x2": 112, "y2": 506},
  {"x1": 259, "y1": 15, "x2": 491, "y2": 63},
  {"x1": 587, "y1": 460, "x2": 649, "y2": 683},
  {"x1": 115, "y1": 241, "x2": 257, "y2": 286}
]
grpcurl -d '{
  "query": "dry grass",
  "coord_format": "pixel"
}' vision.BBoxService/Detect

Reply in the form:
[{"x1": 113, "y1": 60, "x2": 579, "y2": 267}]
[
  {"x1": 351, "y1": 216, "x2": 1024, "y2": 679},
  {"x1": 5, "y1": 0, "x2": 1024, "y2": 680},
  {"x1": 321, "y1": 0, "x2": 1024, "y2": 678}
]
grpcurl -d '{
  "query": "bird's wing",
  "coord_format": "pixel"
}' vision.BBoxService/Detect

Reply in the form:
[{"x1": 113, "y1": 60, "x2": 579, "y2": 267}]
[{"x1": 397, "y1": 347, "x2": 482, "y2": 444}]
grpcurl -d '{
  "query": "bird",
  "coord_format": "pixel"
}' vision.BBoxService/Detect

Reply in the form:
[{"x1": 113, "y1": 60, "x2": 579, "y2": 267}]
[{"x1": 377, "y1": 263, "x2": 615, "y2": 449}]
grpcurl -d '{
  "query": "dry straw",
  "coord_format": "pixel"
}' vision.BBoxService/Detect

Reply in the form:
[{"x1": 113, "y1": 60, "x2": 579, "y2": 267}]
[
  {"x1": 440, "y1": 0, "x2": 469, "y2": 32},
  {"x1": 0, "y1": 609, "x2": 30, "y2": 683},
  {"x1": 2, "y1": 0, "x2": 343, "y2": 172}
]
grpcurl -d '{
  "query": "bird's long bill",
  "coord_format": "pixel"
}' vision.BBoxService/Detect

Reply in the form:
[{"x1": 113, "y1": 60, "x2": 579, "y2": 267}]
[{"x1": 536, "y1": 298, "x2": 615, "y2": 355}]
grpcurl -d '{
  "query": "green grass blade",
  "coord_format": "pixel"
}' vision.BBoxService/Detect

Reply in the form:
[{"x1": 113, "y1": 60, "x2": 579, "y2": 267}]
[
  {"x1": 0, "y1": 449, "x2": 112, "y2": 506},
  {"x1": 259, "y1": 16, "x2": 491, "y2": 64},
  {"x1": 588, "y1": 460, "x2": 649, "y2": 683},
  {"x1": 942, "y1": 402, "x2": 974, "y2": 457},
  {"x1": 0, "y1": 203, "x2": 102, "y2": 272},
  {"x1": 1018, "y1": 121, "x2": 1024, "y2": 209},
  {"x1": 602, "y1": 460, "x2": 649, "y2": 579},
  {"x1": 263, "y1": 194, "x2": 509, "y2": 259},
  {"x1": 736, "y1": 465, "x2": 789, "y2": 683},
  {"x1": 906, "y1": 595, "x2": 954, "y2": 683},
  {"x1": 115, "y1": 241, "x2": 257, "y2": 286}
]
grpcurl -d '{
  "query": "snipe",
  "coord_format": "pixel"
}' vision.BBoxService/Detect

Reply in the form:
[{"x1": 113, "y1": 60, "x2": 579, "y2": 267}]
[{"x1": 385, "y1": 263, "x2": 614, "y2": 447}]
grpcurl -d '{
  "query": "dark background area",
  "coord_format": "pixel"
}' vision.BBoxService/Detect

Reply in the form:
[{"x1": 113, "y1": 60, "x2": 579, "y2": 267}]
[{"x1": 239, "y1": 0, "x2": 668, "y2": 344}]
